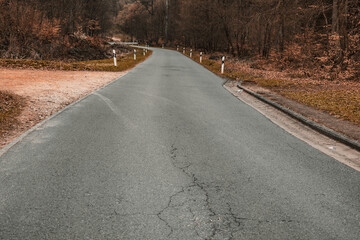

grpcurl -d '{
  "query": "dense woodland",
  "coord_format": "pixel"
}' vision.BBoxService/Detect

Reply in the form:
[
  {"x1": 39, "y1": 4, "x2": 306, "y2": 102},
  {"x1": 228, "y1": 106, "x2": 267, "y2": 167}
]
[
  {"x1": 1, "y1": 0, "x2": 360, "y2": 79},
  {"x1": 0, "y1": 0, "x2": 120, "y2": 60},
  {"x1": 120, "y1": 0, "x2": 360, "y2": 80}
]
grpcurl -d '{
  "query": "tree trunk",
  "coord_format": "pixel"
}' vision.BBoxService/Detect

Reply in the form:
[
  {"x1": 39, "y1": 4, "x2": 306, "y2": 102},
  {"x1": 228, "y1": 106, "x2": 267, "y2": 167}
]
[
  {"x1": 263, "y1": 22, "x2": 272, "y2": 58},
  {"x1": 339, "y1": 0, "x2": 349, "y2": 53},
  {"x1": 332, "y1": 0, "x2": 348, "y2": 67},
  {"x1": 332, "y1": 0, "x2": 339, "y2": 33},
  {"x1": 223, "y1": 23, "x2": 235, "y2": 55},
  {"x1": 165, "y1": 0, "x2": 169, "y2": 42},
  {"x1": 278, "y1": 0, "x2": 285, "y2": 53}
]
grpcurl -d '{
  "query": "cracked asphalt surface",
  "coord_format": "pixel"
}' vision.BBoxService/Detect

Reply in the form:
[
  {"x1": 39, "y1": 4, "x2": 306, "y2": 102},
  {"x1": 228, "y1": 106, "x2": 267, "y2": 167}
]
[{"x1": 0, "y1": 48, "x2": 359, "y2": 239}]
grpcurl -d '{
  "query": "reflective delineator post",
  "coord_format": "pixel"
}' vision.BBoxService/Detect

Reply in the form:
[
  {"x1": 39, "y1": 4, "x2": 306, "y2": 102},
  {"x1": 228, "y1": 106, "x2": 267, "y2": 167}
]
[
  {"x1": 177, "y1": 45, "x2": 179, "y2": 51},
  {"x1": 183, "y1": 47, "x2": 185, "y2": 54},
  {"x1": 134, "y1": 49, "x2": 137, "y2": 60},
  {"x1": 221, "y1": 56, "x2": 225, "y2": 74},
  {"x1": 190, "y1": 49, "x2": 193, "y2": 58},
  {"x1": 143, "y1": 49, "x2": 146, "y2": 56},
  {"x1": 113, "y1": 49, "x2": 117, "y2": 67},
  {"x1": 200, "y1": 52, "x2": 203, "y2": 63}
]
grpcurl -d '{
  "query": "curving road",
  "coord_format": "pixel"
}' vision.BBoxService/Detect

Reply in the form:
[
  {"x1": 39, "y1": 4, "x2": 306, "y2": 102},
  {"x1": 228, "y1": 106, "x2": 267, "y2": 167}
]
[{"x1": 0, "y1": 48, "x2": 359, "y2": 239}]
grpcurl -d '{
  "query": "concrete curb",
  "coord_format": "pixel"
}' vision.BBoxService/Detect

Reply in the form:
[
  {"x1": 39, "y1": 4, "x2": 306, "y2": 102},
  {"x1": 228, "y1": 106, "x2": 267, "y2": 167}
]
[{"x1": 237, "y1": 83, "x2": 360, "y2": 152}]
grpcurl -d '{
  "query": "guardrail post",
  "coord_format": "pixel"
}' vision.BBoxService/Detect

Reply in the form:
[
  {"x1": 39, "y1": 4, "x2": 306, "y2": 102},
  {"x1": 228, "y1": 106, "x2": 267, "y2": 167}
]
[
  {"x1": 113, "y1": 49, "x2": 117, "y2": 67},
  {"x1": 221, "y1": 56, "x2": 225, "y2": 74}
]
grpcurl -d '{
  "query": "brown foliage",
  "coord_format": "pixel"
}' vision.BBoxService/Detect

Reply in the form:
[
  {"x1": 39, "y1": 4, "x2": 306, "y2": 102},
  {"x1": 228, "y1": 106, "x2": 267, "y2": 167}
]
[
  {"x1": 0, "y1": 0, "x2": 119, "y2": 60},
  {"x1": 187, "y1": 49, "x2": 360, "y2": 126},
  {"x1": 0, "y1": 91, "x2": 23, "y2": 135},
  {"x1": 120, "y1": 0, "x2": 360, "y2": 81}
]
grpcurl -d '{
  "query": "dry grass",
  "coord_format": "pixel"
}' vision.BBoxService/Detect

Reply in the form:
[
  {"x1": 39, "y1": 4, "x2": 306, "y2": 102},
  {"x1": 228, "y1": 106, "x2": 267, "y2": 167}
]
[
  {"x1": 183, "y1": 49, "x2": 360, "y2": 127},
  {"x1": 0, "y1": 91, "x2": 23, "y2": 134},
  {"x1": 0, "y1": 48, "x2": 150, "y2": 147},
  {"x1": 0, "y1": 48, "x2": 151, "y2": 72},
  {"x1": 283, "y1": 89, "x2": 360, "y2": 125},
  {"x1": 0, "y1": 69, "x2": 126, "y2": 148}
]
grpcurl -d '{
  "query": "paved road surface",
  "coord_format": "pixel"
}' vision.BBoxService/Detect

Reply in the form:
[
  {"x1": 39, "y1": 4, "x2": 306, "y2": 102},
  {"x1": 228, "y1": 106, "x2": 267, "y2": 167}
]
[{"x1": 0, "y1": 48, "x2": 359, "y2": 239}]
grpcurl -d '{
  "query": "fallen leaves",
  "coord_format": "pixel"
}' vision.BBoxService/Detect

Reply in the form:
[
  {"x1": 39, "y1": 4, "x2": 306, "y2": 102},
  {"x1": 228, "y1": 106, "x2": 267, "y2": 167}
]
[
  {"x1": 0, "y1": 48, "x2": 151, "y2": 72},
  {"x1": 283, "y1": 89, "x2": 360, "y2": 125},
  {"x1": 192, "y1": 50, "x2": 360, "y2": 127},
  {"x1": 0, "y1": 91, "x2": 24, "y2": 134}
]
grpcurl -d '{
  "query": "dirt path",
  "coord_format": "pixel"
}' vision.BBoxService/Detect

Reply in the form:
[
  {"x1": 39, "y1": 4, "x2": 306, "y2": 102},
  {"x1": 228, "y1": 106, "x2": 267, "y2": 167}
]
[{"x1": 0, "y1": 69, "x2": 126, "y2": 149}]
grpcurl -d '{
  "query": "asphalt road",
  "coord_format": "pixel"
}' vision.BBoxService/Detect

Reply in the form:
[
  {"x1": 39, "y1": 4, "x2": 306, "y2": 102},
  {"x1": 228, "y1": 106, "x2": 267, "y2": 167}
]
[{"x1": 0, "y1": 48, "x2": 359, "y2": 240}]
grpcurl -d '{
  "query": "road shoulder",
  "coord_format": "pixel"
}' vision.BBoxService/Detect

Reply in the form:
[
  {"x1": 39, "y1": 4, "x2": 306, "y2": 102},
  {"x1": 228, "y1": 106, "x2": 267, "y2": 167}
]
[
  {"x1": 0, "y1": 69, "x2": 127, "y2": 149},
  {"x1": 224, "y1": 80, "x2": 360, "y2": 172}
]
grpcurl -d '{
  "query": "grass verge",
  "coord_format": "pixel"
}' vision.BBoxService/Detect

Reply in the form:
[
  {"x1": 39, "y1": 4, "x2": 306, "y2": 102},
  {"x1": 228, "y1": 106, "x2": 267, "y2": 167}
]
[
  {"x1": 0, "y1": 47, "x2": 151, "y2": 141},
  {"x1": 180, "y1": 49, "x2": 360, "y2": 127},
  {"x1": 0, "y1": 47, "x2": 151, "y2": 72},
  {"x1": 283, "y1": 90, "x2": 360, "y2": 125},
  {"x1": 0, "y1": 91, "x2": 23, "y2": 135}
]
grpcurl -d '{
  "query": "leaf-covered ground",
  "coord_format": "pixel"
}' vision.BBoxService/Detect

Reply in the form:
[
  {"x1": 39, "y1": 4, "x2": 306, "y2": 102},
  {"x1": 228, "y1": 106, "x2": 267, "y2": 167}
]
[
  {"x1": 0, "y1": 48, "x2": 151, "y2": 148},
  {"x1": 185, "y1": 50, "x2": 360, "y2": 127},
  {"x1": 0, "y1": 91, "x2": 23, "y2": 135},
  {"x1": 0, "y1": 48, "x2": 150, "y2": 72}
]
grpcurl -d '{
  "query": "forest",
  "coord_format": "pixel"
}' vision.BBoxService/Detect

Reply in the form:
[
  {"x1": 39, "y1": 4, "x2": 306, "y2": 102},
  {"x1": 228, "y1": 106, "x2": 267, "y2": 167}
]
[
  {"x1": 1, "y1": 1, "x2": 360, "y2": 146},
  {"x1": 0, "y1": 0, "x2": 120, "y2": 60},
  {"x1": 120, "y1": 0, "x2": 360, "y2": 80},
  {"x1": 1, "y1": 0, "x2": 360, "y2": 80}
]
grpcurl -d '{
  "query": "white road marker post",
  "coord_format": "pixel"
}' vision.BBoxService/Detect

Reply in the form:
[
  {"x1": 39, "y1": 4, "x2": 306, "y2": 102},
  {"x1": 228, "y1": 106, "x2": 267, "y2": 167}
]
[
  {"x1": 200, "y1": 52, "x2": 203, "y2": 63},
  {"x1": 221, "y1": 56, "x2": 225, "y2": 74},
  {"x1": 143, "y1": 49, "x2": 146, "y2": 56},
  {"x1": 113, "y1": 49, "x2": 117, "y2": 67},
  {"x1": 183, "y1": 47, "x2": 185, "y2": 54},
  {"x1": 177, "y1": 45, "x2": 179, "y2": 51},
  {"x1": 190, "y1": 49, "x2": 193, "y2": 58},
  {"x1": 134, "y1": 49, "x2": 137, "y2": 60}
]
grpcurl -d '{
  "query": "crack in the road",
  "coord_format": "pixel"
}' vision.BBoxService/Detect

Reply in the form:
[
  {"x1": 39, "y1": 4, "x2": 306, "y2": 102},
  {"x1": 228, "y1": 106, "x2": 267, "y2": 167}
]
[
  {"x1": 108, "y1": 143, "x2": 300, "y2": 239},
  {"x1": 157, "y1": 210, "x2": 174, "y2": 237},
  {"x1": 170, "y1": 144, "x2": 177, "y2": 160},
  {"x1": 156, "y1": 186, "x2": 186, "y2": 237},
  {"x1": 161, "y1": 144, "x2": 226, "y2": 239},
  {"x1": 162, "y1": 143, "x2": 299, "y2": 239}
]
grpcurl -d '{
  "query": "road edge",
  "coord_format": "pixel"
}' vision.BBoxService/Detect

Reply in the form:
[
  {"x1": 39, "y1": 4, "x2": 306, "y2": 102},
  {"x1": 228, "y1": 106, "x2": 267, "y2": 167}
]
[
  {"x1": 236, "y1": 83, "x2": 360, "y2": 152},
  {"x1": 174, "y1": 48, "x2": 360, "y2": 152},
  {"x1": 0, "y1": 55, "x2": 151, "y2": 158}
]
